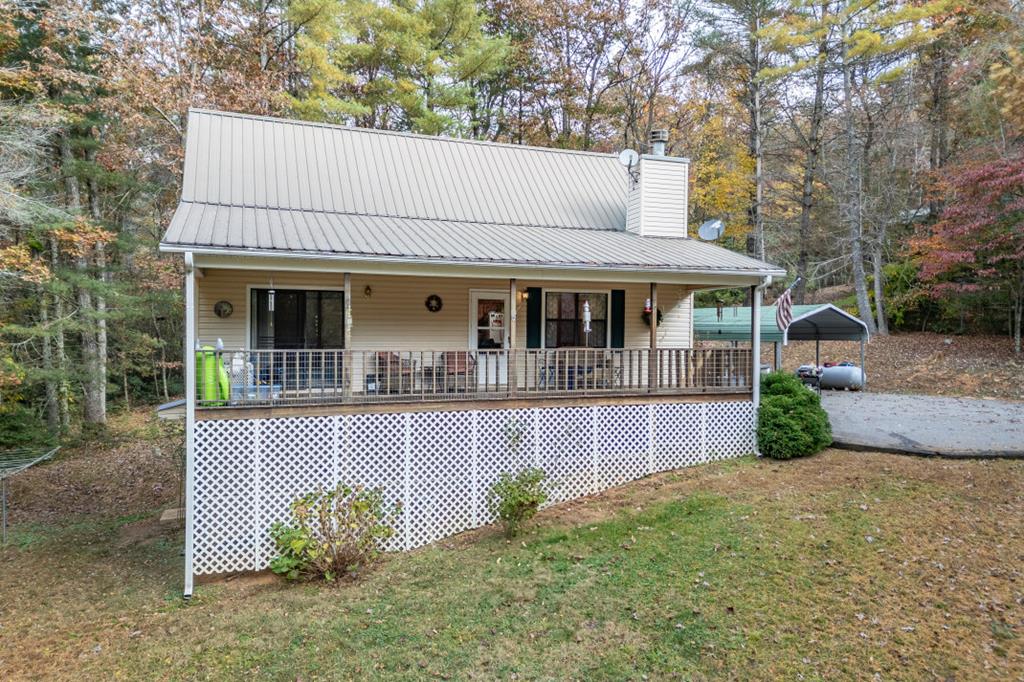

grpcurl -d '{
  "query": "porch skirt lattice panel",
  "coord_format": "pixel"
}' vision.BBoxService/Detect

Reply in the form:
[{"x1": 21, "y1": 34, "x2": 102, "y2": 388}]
[{"x1": 191, "y1": 400, "x2": 754, "y2": 575}]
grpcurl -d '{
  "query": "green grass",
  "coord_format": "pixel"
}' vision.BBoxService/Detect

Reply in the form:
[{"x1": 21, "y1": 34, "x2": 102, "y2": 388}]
[{"x1": 2, "y1": 452, "x2": 1021, "y2": 680}]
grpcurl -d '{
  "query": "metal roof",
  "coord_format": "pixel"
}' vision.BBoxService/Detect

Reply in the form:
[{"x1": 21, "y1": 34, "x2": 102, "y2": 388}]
[
  {"x1": 162, "y1": 109, "x2": 784, "y2": 276},
  {"x1": 694, "y1": 304, "x2": 870, "y2": 342}
]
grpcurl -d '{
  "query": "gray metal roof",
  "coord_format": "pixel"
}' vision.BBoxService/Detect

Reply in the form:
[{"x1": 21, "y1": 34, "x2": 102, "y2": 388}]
[{"x1": 162, "y1": 109, "x2": 784, "y2": 276}]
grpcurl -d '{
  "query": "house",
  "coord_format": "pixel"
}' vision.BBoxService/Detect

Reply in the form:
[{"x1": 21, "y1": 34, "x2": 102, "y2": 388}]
[{"x1": 161, "y1": 109, "x2": 784, "y2": 596}]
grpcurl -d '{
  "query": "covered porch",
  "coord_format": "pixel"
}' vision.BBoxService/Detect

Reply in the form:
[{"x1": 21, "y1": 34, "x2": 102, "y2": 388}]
[{"x1": 184, "y1": 255, "x2": 765, "y2": 412}]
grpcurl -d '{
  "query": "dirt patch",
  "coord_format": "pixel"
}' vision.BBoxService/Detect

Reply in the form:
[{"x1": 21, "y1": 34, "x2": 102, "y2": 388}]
[
  {"x1": 7, "y1": 410, "x2": 183, "y2": 524},
  {"x1": 758, "y1": 332, "x2": 1023, "y2": 401}
]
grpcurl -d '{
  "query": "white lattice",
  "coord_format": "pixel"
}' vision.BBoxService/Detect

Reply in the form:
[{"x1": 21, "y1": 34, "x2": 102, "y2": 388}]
[{"x1": 190, "y1": 400, "x2": 755, "y2": 575}]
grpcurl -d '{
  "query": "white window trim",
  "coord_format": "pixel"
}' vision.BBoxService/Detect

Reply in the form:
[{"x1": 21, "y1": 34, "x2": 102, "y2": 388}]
[
  {"x1": 468, "y1": 289, "x2": 511, "y2": 349},
  {"x1": 540, "y1": 287, "x2": 612, "y2": 348},
  {"x1": 245, "y1": 283, "x2": 346, "y2": 351}
]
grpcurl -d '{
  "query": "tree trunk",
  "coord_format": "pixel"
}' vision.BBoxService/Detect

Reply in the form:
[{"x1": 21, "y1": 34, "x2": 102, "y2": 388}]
[
  {"x1": 795, "y1": 34, "x2": 829, "y2": 304},
  {"x1": 60, "y1": 132, "x2": 105, "y2": 425},
  {"x1": 49, "y1": 237, "x2": 69, "y2": 431},
  {"x1": 86, "y1": 145, "x2": 108, "y2": 424},
  {"x1": 746, "y1": 21, "x2": 765, "y2": 262},
  {"x1": 41, "y1": 294, "x2": 59, "y2": 434},
  {"x1": 840, "y1": 35, "x2": 877, "y2": 334},
  {"x1": 871, "y1": 243, "x2": 889, "y2": 335}
]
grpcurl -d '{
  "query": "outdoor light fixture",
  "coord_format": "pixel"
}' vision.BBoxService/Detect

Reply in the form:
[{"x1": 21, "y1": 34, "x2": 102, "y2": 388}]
[
  {"x1": 268, "y1": 278, "x2": 275, "y2": 312},
  {"x1": 364, "y1": 285, "x2": 372, "y2": 298}
]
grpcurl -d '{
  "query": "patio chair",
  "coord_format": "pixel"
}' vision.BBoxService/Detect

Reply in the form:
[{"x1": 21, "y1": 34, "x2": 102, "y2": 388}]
[
  {"x1": 375, "y1": 352, "x2": 414, "y2": 394},
  {"x1": 442, "y1": 352, "x2": 475, "y2": 393}
]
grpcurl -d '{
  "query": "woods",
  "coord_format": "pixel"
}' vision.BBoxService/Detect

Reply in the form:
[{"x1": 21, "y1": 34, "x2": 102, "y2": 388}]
[{"x1": 1, "y1": 0, "x2": 1022, "y2": 439}]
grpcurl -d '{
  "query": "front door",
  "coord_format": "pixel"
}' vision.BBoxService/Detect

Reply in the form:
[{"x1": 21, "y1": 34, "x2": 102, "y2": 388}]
[{"x1": 469, "y1": 291, "x2": 509, "y2": 387}]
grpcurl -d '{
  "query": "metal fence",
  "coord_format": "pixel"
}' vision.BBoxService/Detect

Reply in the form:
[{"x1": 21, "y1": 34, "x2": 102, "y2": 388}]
[{"x1": 195, "y1": 347, "x2": 752, "y2": 408}]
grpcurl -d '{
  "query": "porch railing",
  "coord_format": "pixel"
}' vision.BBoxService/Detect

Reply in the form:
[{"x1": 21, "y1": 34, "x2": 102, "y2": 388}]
[{"x1": 195, "y1": 347, "x2": 752, "y2": 408}]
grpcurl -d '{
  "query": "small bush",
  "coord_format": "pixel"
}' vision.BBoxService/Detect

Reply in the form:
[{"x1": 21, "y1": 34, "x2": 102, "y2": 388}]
[
  {"x1": 486, "y1": 468, "x2": 548, "y2": 538},
  {"x1": 757, "y1": 372, "x2": 832, "y2": 460},
  {"x1": 0, "y1": 404, "x2": 53, "y2": 449},
  {"x1": 269, "y1": 483, "x2": 400, "y2": 583}
]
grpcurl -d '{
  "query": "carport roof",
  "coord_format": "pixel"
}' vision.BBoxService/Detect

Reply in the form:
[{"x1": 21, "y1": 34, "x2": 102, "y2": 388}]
[{"x1": 694, "y1": 303, "x2": 870, "y2": 342}]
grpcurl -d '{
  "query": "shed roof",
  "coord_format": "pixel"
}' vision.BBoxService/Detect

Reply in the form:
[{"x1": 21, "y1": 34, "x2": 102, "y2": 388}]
[
  {"x1": 161, "y1": 109, "x2": 784, "y2": 277},
  {"x1": 694, "y1": 304, "x2": 870, "y2": 342}
]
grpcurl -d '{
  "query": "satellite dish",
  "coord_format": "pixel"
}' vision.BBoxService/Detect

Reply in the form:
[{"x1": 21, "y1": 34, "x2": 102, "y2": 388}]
[
  {"x1": 697, "y1": 218, "x2": 725, "y2": 241},
  {"x1": 617, "y1": 149, "x2": 639, "y2": 167}
]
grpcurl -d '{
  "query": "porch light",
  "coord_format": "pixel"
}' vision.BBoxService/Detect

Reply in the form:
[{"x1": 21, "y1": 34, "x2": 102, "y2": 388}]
[{"x1": 364, "y1": 285, "x2": 372, "y2": 298}]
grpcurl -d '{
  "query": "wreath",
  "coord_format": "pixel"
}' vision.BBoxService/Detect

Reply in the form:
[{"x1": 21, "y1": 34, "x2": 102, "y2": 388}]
[
  {"x1": 642, "y1": 308, "x2": 664, "y2": 327},
  {"x1": 424, "y1": 294, "x2": 443, "y2": 313}
]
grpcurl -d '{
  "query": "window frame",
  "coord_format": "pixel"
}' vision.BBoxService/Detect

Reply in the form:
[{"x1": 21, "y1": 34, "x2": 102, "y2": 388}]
[
  {"x1": 540, "y1": 288, "x2": 612, "y2": 349},
  {"x1": 246, "y1": 285, "x2": 346, "y2": 350}
]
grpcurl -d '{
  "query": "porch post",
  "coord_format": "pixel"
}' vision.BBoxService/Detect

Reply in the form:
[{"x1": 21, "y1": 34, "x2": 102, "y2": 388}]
[
  {"x1": 751, "y1": 284, "x2": 762, "y2": 410},
  {"x1": 343, "y1": 272, "x2": 352, "y2": 399},
  {"x1": 183, "y1": 252, "x2": 197, "y2": 599},
  {"x1": 649, "y1": 282, "x2": 658, "y2": 391},
  {"x1": 508, "y1": 278, "x2": 517, "y2": 396}
]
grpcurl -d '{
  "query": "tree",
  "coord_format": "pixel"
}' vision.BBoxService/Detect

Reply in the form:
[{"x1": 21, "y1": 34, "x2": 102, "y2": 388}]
[
  {"x1": 914, "y1": 150, "x2": 1024, "y2": 353},
  {"x1": 289, "y1": 0, "x2": 508, "y2": 134}
]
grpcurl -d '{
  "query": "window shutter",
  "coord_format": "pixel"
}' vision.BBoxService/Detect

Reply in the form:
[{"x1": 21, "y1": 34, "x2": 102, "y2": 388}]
[
  {"x1": 610, "y1": 289, "x2": 625, "y2": 348},
  {"x1": 526, "y1": 287, "x2": 542, "y2": 348}
]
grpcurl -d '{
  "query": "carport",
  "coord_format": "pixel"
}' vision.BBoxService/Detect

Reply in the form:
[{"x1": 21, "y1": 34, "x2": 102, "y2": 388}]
[{"x1": 693, "y1": 303, "x2": 871, "y2": 383}]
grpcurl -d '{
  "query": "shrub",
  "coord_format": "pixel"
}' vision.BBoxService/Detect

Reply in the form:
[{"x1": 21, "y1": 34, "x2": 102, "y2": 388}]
[
  {"x1": 486, "y1": 468, "x2": 548, "y2": 538},
  {"x1": 757, "y1": 372, "x2": 832, "y2": 460},
  {"x1": 269, "y1": 483, "x2": 400, "y2": 583},
  {"x1": 0, "y1": 404, "x2": 53, "y2": 449}
]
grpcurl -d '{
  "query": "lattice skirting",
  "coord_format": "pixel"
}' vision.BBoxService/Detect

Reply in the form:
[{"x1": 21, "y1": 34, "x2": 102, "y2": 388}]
[{"x1": 191, "y1": 401, "x2": 754, "y2": 575}]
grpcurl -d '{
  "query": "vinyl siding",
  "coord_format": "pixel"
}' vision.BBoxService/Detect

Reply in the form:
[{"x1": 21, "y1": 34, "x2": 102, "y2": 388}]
[
  {"x1": 636, "y1": 158, "x2": 688, "y2": 238},
  {"x1": 197, "y1": 269, "x2": 694, "y2": 350}
]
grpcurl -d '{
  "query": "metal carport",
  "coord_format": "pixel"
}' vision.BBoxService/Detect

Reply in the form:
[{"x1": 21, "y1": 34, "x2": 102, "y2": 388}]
[{"x1": 693, "y1": 303, "x2": 871, "y2": 383}]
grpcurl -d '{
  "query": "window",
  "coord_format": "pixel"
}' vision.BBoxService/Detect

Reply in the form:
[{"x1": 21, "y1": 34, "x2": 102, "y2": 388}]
[
  {"x1": 544, "y1": 292, "x2": 608, "y2": 348},
  {"x1": 251, "y1": 289, "x2": 345, "y2": 350}
]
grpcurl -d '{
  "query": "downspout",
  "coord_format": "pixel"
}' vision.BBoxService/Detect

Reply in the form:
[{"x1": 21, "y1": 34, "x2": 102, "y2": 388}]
[
  {"x1": 752, "y1": 275, "x2": 772, "y2": 456},
  {"x1": 183, "y1": 252, "x2": 197, "y2": 599}
]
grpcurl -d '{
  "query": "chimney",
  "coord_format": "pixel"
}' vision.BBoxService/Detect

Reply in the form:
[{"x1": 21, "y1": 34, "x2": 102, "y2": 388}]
[
  {"x1": 650, "y1": 129, "x2": 669, "y2": 156},
  {"x1": 625, "y1": 131, "x2": 689, "y2": 238}
]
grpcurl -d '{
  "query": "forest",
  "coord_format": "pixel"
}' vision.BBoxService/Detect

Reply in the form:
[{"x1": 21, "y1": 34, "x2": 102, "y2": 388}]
[{"x1": 1, "y1": 0, "x2": 1022, "y2": 441}]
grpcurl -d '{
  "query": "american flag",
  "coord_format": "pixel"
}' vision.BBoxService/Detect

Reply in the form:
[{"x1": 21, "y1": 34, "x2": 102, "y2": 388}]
[{"x1": 776, "y1": 286, "x2": 793, "y2": 331}]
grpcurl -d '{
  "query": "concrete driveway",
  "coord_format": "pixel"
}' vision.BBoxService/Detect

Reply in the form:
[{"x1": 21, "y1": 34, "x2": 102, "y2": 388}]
[{"x1": 821, "y1": 391, "x2": 1024, "y2": 458}]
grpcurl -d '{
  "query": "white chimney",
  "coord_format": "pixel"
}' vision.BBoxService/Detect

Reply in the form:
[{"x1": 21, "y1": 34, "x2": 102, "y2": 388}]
[{"x1": 625, "y1": 130, "x2": 689, "y2": 238}]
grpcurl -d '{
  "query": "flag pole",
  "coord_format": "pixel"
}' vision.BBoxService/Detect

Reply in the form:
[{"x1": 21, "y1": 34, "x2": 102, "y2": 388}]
[{"x1": 777, "y1": 277, "x2": 802, "y2": 346}]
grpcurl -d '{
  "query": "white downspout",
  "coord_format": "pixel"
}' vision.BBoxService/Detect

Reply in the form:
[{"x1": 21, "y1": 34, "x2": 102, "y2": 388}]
[
  {"x1": 752, "y1": 275, "x2": 772, "y2": 455},
  {"x1": 183, "y1": 252, "x2": 197, "y2": 599}
]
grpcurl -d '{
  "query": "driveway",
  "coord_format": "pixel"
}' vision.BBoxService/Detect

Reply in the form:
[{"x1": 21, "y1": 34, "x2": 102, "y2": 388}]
[{"x1": 821, "y1": 391, "x2": 1024, "y2": 458}]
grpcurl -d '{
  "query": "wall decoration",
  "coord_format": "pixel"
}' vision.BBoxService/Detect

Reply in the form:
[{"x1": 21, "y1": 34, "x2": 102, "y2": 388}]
[
  {"x1": 425, "y1": 294, "x2": 443, "y2": 313},
  {"x1": 642, "y1": 308, "x2": 663, "y2": 327},
  {"x1": 213, "y1": 300, "x2": 234, "y2": 319}
]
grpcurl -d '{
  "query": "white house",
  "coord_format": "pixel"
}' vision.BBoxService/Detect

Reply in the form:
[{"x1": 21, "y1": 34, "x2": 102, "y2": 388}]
[{"x1": 161, "y1": 109, "x2": 784, "y2": 596}]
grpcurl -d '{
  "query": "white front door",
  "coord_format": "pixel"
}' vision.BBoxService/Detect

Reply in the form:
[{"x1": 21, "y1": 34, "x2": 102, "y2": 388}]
[{"x1": 469, "y1": 291, "x2": 509, "y2": 387}]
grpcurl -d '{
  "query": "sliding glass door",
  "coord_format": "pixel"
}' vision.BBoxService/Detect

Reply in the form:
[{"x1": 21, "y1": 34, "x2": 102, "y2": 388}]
[{"x1": 251, "y1": 289, "x2": 345, "y2": 350}]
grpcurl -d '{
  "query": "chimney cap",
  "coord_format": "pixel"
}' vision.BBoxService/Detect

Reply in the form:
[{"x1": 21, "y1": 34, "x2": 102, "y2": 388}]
[{"x1": 650, "y1": 129, "x2": 669, "y2": 143}]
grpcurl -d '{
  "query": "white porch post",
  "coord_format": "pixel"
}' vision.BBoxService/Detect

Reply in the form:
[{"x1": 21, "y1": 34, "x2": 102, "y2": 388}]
[
  {"x1": 751, "y1": 284, "x2": 762, "y2": 411},
  {"x1": 649, "y1": 282, "x2": 658, "y2": 391},
  {"x1": 343, "y1": 272, "x2": 352, "y2": 399},
  {"x1": 508, "y1": 278, "x2": 517, "y2": 396},
  {"x1": 183, "y1": 252, "x2": 197, "y2": 598}
]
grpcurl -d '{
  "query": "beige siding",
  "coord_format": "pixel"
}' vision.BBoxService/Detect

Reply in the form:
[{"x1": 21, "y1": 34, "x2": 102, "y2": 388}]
[
  {"x1": 196, "y1": 269, "x2": 694, "y2": 350},
  {"x1": 625, "y1": 178, "x2": 642, "y2": 234}
]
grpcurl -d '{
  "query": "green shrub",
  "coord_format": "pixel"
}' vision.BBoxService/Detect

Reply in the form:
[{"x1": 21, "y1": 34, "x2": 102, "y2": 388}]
[
  {"x1": 757, "y1": 372, "x2": 832, "y2": 460},
  {"x1": 0, "y1": 404, "x2": 53, "y2": 449},
  {"x1": 486, "y1": 468, "x2": 548, "y2": 538},
  {"x1": 269, "y1": 483, "x2": 400, "y2": 583}
]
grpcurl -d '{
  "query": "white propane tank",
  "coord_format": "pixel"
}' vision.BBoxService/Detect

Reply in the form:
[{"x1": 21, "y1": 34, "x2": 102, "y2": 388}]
[{"x1": 820, "y1": 365, "x2": 866, "y2": 390}]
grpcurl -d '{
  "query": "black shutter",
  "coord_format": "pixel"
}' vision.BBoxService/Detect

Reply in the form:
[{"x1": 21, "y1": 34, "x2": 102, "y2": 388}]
[
  {"x1": 610, "y1": 289, "x2": 625, "y2": 348},
  {"x1": 526, "y1": 287, "x2": 542, "y2": 348}
]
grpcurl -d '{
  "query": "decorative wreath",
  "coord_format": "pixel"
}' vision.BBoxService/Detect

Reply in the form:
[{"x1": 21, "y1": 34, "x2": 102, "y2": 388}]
[
  {"x1": 425, "y1": 294, "x2": 443, "y2": 313},
  {"x1": 642, "y1": 308, "x2": 664, "y2": 327}
]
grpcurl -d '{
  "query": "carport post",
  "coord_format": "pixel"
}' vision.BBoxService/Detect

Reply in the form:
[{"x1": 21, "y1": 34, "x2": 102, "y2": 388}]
[
  {"x1": 815, "y1": 339, "x2": 820, "y2": 367},
  {"x1": 774, "y1": 342, "x2": 782, "y2": 371}
]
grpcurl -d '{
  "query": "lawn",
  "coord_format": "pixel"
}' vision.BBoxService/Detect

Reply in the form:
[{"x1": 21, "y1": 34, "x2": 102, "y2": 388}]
[{"x1": 1, "y1": 442, "x2": 1021, "y2": 680}]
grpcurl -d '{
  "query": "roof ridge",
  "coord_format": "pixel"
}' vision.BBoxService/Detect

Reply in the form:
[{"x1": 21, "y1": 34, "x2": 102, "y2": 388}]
[{"x1": 188, "y1": 108, "x2": 625, "y2": 162}]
